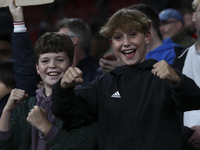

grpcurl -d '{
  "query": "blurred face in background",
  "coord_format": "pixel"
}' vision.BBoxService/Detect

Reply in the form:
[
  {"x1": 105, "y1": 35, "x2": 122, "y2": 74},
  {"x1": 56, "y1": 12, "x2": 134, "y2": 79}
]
[
  {"x1": 0, "y1": 40, "x2": 12, "y2": 62},
  {"x1": 184, "y1": 12, "x2": 196, "y2": 33},
  {"x1": 159, "y1": 18, "x2": 183, "y2": 39},
  {"x1": 193, "y1": 3, "x2": 200, "y2": 33}
]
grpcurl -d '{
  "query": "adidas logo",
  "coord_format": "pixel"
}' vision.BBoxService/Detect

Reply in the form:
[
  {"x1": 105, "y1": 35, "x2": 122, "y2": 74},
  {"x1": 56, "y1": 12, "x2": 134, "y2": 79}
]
[{"x1": 111, "y1": 91, "x2": 121, "y2": 98}]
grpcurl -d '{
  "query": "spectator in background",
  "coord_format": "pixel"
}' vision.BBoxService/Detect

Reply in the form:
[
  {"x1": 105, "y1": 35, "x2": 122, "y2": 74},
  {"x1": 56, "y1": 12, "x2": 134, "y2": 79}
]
[
  {"x1": 90, "y1": 33, "x2": 111, "y2": 64},
  {"x1": 129, "y1": 3, "x2": 180, "y2": 65},
  {"x1": 159, "y1": 8, "x2": 196, "y2": 48},
  {"x1": 0, "y1": 30, "x2": 12, "y2": 62},
  {"x1": 57, "y1": 18, "x2": 102, "y2": 85},
  {"x1": 0, "y1": 12, "x2": 13, "y2": 62},
  {"x1": 0, "y1": 12, "x2": 13, "y2": 31},
  {"x1": 173, "y1": 0, "x2": 200, "y2": 149},
  {"x1": 183, "y1": 8, "x2": 197, "y2": 39},
  {"x1": 0, "y1": 60, "x2": 15, "y2": 117}
]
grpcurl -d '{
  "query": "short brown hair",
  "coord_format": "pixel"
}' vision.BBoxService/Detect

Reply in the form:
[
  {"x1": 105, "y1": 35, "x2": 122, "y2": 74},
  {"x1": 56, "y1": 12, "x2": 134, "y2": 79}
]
[
  {"x1": 99, "y1": 8, "x2": 151, "y2": 38},
  {"x1": 34, "y1": 32, "x2": 74, "y2": 64}
]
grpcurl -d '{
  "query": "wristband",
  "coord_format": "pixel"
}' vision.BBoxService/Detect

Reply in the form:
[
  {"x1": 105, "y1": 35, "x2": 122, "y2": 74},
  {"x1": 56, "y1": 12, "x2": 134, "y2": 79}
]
[{"x1": 13, "y1": 22, "x2": 27, "y2": 33}]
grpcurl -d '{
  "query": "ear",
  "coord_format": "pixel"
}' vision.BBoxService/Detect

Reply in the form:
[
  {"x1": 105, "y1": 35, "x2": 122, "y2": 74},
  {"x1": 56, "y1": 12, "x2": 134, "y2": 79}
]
[
  {"x1": 36, "y1": 64, "x2": 40, "y2": 75},
  {"x1": 192, "y1": 12, "x2": 196, "y2": 22},
  {"x1": 145, "y1": 31, "x2": 151, "y2": 45},
  {"x1": 72, "y1": 36, "x2": 79, "y2": 46}
]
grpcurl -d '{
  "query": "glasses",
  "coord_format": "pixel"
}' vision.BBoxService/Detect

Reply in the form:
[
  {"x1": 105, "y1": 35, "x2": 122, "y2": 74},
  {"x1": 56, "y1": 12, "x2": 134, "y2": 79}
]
[{"x1": 160, "y1": 20, "x2": 177, "y2": 26}]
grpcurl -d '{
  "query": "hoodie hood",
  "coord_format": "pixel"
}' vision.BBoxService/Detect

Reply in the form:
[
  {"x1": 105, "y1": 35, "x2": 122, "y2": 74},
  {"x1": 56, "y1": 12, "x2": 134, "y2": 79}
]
[{"x1": 110, "y1": 59, "x2": 158, "y2": 76}]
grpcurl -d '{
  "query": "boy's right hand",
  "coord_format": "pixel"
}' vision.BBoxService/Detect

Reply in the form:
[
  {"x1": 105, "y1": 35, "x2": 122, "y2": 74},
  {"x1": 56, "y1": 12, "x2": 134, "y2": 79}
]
[
  {"x1": 60, "y1": 67, "x2": 83, "y2": 89},
  {"x1": 151, "y1": 60, "x2": 180, "y2": 84},
  {"x1": 9, "y1": 0, "x2": 24, "y2": 22},
  {"x1": 99, "y1": 55, "x2": 123, "y2": 74},
  {"x1": 4, "y1": 89, "x2": 28, "y2": 113}
]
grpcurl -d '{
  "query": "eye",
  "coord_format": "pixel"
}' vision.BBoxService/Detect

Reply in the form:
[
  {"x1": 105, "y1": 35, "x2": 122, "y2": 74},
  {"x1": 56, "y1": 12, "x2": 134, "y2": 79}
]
[
  {"x1": 57, "y1": 58, "x2": 64, "y2": 62},
  {"x1": 113, "y1": 35, "x2": 122, "y2": 40},
  {"x1": 41, "y1": 59, "x2": 49, "y2": 63},
  {"x1": 130, "y1": 32, "x2": 137, "y2": 37}
]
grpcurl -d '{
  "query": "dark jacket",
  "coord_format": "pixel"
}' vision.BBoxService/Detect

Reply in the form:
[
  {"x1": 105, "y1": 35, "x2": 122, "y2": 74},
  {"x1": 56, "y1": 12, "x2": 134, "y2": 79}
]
[
  {"x1": 12, "y1": 32, "x2": 40, "y2": 96},
  {"x1": 172, "y1": 30, "x2": 196, "y2": 49},
  {"x1": 0, "y1": 96, "x2": 98, "y2": 150},
  {"x1": 172, "y1": 46, "x2": 189, "y2": 72},
  {"x1": 52, "y1": 59, "x2": 200, "y2": 150},
  {"x1": 77, "y1": 54, "x2": 102, "y2": 85},
  {"x1": 172, "y1": 46, "x2": 196, "y2": 150}
]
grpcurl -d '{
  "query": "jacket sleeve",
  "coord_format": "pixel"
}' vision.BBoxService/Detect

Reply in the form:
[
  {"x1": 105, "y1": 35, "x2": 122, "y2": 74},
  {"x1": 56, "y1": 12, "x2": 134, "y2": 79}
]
[
  {"x1": 171, "y1": 46, "x2": 188, "y2": 72},
  {"x1": 0, "y1": 130, "x2": 13, "y2": 150},
  {"x1": 170, "y1": 71, "x2": 200, "y2": 111},
  {"x1": 0, "y1": 98, "x2": 31, "y2": 150},
  {"x1": 51, "y1": 79, "x2": 98, "y2": 124},
  {"x1": 48, "y1": 122, "x2": 98, "y2": 150},
  {"x1": 12, "y1": 32, "x2": 40, "y2": 96}
]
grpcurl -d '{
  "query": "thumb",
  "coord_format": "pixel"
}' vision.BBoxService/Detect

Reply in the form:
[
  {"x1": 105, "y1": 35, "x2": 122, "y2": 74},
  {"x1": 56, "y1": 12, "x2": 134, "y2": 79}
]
[{"x1": 40, "y1": 107, "x2": 47, "y2": 113}]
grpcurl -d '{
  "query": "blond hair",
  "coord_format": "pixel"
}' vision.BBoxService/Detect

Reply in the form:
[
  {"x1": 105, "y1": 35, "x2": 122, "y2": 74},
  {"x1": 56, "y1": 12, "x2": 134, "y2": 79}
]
[
  {"x1": 192, "y1": 0, "x2": 200, "y2": 11},
  {"x1": 99, "y1": 8, "x2": 151, "y2": 38}
]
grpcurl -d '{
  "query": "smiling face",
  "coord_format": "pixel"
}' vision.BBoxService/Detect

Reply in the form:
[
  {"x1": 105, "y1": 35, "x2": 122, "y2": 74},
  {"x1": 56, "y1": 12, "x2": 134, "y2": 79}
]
[
  {"x1": 36, "y1": 52, "x2": 71, "y2": 90},
  {"x1": 159, "y1": 18, "x2": 183, "y2": 39},
  {"x1": 111, "y1": 29, "x2": 150, "y2": 65},
  {"x1": 0, "y1": 40, "x2": 12, "y2": 62}
]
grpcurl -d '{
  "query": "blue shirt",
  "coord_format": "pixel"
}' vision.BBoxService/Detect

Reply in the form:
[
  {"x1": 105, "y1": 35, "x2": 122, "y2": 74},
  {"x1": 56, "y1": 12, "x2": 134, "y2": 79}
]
[{"x1": 146, "y1": 38, "x2": 180, "y2": 64}]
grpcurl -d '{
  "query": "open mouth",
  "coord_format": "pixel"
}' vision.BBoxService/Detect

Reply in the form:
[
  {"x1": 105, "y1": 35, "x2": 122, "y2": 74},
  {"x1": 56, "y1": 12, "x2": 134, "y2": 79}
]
[
  {"x1": 122, "y1": 49, "x2": 136, "y2": 58},
  {"x1": 47, "y1": 72, "x2": 61, "y2": 76}
]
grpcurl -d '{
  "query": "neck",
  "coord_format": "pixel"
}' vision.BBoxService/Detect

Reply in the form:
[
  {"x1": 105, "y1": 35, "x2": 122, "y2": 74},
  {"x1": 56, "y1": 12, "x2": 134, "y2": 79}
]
[
  {"x1": 44, "y1": 86, "x2": 52, "y2": 97},
  {"x1": 146, "y1": 29, "x2": 163, "y2": 53},
  {"x1": 196, "y1": 32, "x2": 200, "y2": 52},
  {"x1": 146, "y1": 38, "x2": 163, "y2": 53}
]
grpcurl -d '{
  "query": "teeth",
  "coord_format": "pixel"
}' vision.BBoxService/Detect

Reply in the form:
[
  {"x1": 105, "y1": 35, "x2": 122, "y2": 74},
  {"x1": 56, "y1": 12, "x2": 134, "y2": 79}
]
[
  {"x1": 48, "y1": 72, "x2": 59, "y2": 76},
  {"x1": 123, "y1": 50, "x2": 135, "y2": 54}
]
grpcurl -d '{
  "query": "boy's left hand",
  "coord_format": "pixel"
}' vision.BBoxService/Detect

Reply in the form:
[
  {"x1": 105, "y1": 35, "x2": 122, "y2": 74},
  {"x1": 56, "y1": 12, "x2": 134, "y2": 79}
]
[
  {"x1": 9, "y1": 0, "x2": 24, "y2": 22},
  {"x1": 27, "y1": 105, "x2": 51, "y2": 135},
  {"x1": 151, "y1": 60, "x2": 180, "y2": 84}
]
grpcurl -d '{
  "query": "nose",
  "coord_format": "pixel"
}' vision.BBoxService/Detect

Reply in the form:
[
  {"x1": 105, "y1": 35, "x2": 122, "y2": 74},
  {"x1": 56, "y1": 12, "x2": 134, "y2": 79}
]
[
  {"x1": 49, "y1": 60, "x2": 57, "y2": 68},
  {"x1": 123, "y1": 36, "x2": 131, "y2": 47}
]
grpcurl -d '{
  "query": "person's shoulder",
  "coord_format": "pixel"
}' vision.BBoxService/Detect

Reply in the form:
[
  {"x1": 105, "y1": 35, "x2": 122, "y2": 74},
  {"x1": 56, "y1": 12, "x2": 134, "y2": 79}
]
[{"x1": 174, "y1": 46, "x2": 190, "y2": 58}]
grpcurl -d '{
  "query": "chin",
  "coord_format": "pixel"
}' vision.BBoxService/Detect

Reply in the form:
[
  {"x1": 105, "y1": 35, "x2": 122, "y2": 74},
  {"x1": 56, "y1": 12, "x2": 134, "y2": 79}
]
[{"x1": 124, "y1": 60, "x2": 137, "y2": 66}]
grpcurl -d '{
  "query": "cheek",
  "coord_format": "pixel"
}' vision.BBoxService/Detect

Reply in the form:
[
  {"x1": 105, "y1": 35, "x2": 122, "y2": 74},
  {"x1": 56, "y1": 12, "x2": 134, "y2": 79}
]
[
  {"x1": 61, "y1": 63, "x2": 71, "y2": 72},
  {"x1": 36, "y1": 65, "x2": 46, "y2": 75},
  {"x1": 111, "y1": 41, "x2": 121, "y2": 51}
]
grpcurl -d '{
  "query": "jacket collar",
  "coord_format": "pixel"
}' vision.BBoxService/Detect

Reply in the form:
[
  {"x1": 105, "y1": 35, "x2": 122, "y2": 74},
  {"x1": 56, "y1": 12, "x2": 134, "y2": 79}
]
[
  {"x1": 174, "y1": 46, "x2": 189, "y2": 59},
  {"x1": 110, "y1": 59, "x2": 158, "y2": 76}
]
